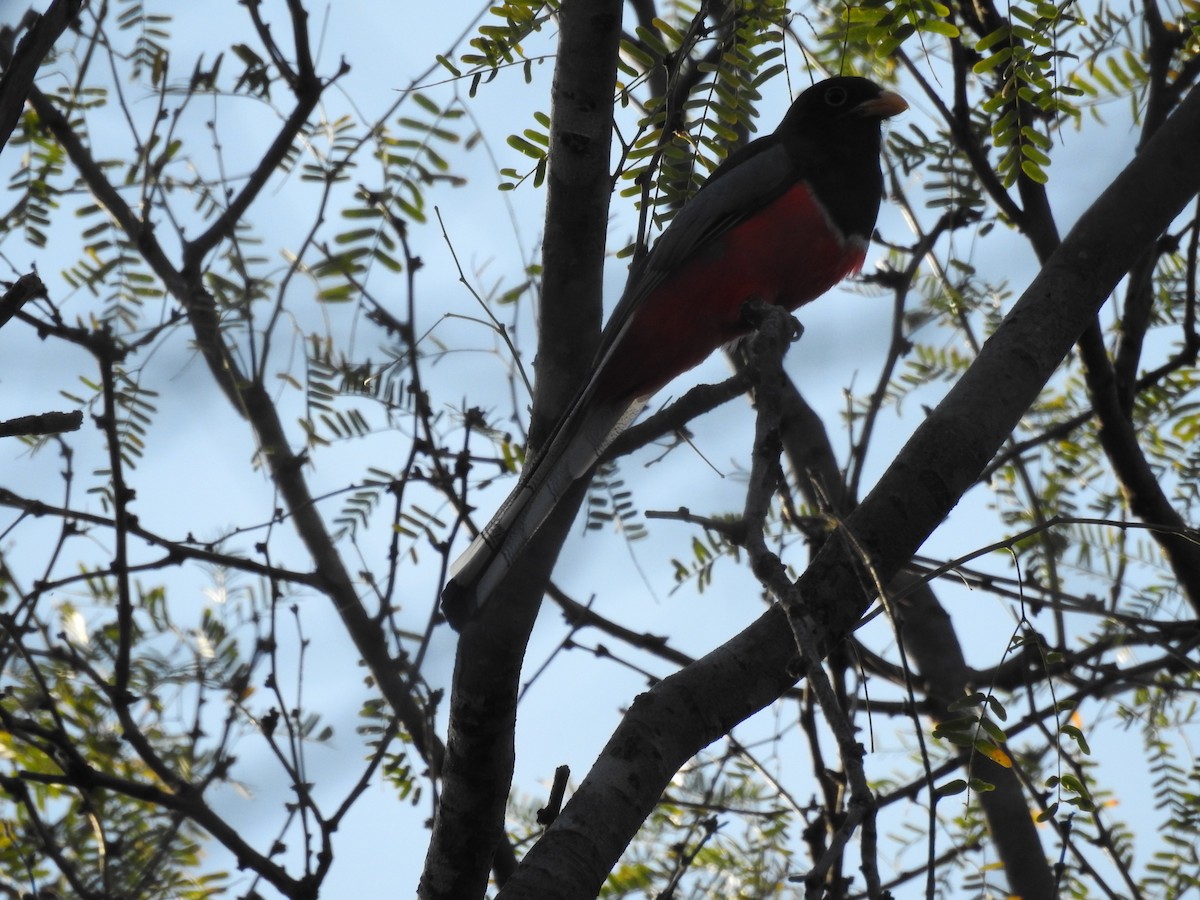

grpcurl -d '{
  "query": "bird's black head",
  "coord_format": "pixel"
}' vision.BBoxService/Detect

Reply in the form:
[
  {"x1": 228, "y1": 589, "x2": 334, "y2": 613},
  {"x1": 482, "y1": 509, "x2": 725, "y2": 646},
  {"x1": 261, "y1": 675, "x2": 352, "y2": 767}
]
[
  {"x1": 772, "y1": 76, "x2": 905, "y2": 242},
  {"x1": 780, "y1": 76, "x2": 908, "y2": 133}
]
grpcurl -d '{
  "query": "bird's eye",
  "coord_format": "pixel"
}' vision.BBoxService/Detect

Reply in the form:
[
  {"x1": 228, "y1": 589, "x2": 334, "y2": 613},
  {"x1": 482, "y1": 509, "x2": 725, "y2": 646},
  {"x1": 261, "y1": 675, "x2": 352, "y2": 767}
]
[{"x1": 824, "y1": 86, "x2": 848, "y2": 107}]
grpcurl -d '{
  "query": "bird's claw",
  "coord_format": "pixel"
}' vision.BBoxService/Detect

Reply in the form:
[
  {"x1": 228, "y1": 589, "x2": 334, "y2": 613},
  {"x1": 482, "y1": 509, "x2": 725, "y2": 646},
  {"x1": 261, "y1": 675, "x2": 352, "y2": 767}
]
[{"x1": 740, "y1": 298, "x2": 803, "y2": 342}]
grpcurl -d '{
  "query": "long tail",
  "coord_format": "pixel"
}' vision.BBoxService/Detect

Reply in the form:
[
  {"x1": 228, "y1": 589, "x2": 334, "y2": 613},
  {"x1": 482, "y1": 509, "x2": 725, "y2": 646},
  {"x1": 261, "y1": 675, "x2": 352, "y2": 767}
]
[{"x1": 441, "y1": 394, "x2": 647, "y2": 628}]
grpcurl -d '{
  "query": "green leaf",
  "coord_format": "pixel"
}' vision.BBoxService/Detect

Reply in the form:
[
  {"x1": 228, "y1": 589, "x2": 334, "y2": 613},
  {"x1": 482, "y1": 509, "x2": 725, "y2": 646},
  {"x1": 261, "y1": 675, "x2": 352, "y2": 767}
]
[
  {"x1": 435, "y1": 54, "x2": 462, "y2": 76},
  {"x1": 1021, "y1": 143, "x2": 1052, "y2": 166},
  {"x1": 935, "y1": 778, "x2": 968, "y2": 797},
  {"x1": 979, "y1": 716, "x2": 1008, "y2": 744},
  {"x1": 985, "y1": 695, "x2": 1008, "y2": 722},
  {"x1": 921, "y1": 19, "x2": 961, "y2": 37},
  {"x1": 621, "y1": 39, "x2": 657, "y2": 70},
  {"x1": 1020, "y1": 158, "x2": 1049, "y2": 184},
  {"x1": 1060, "y1": 724, "x2": 1091, "y2": 755},
  {"x1": 1021, "y1": 125, "x2": 1053, "y2": 150},
  {"x1": 334, "y1": 228, "x2": 378, "y2": 245},
  {"x1": 878, "y1": 22, "x2": 916, "y2": 57},
  {"x1": 975, "y1": 26, "x2": 1012, "y2": 52},
  {"x1": 948, "y1": 692, "x2": 986, "y2": 711},
  {"x1": 974, "y1": 46, "x2": 1013, "y2": 74},
  {"x1": 934, "y1": 714, "x2": 979, "y2": 735},
  {"x1": 506, "y1": 134, "x2": 546, "y2": 159},
  {"x1": 651, "y1": 16, "x2": 684, "y2": 44}
]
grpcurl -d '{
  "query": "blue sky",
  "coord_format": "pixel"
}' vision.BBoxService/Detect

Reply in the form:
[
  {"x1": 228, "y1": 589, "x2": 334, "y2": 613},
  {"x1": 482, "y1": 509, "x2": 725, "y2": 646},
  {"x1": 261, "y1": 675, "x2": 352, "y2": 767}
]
[{"x1": 0, "y1": 1, "x2": 1191, "y2": 896}]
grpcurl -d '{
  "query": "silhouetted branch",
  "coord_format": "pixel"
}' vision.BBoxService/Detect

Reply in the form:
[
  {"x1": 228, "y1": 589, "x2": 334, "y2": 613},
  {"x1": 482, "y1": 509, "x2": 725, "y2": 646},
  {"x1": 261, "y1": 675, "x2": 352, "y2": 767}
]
[
  {"x1": 0, "y1": 0, "x2": 82, "y2": 158},
  {"x1": 0, "y1": 271, "x2": 45, "y2": 331},
  {"x1": 420, "y1": 3, "x2": 624, "y2": 895},
  {"x1": 0, "y1": 410, "x2": 81, "y2": 438}
]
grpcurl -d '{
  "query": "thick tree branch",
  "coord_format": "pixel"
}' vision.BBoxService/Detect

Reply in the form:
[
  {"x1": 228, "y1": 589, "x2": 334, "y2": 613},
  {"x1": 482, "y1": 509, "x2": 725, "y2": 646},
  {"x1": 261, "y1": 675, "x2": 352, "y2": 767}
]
[
  {"x1": 420, "y1": 4, "x2": 624, "y2": 898},
  {"x1": 0, "y1": 271, "x2": 46, "y2": 330},
  {"x1": 1113, "y1": 250, "x2": 1159, "y2": 407},
  {"x1": 1077, "y1": 323, "x2": 1200, "y2": 610},
  {"x1": 890, "y1": 573, "x2": 1056, "y2": 899},
  {"x1": 0, "y1": 0, "x2": 82, "y2": 158},
  {"x1": 0, "y1": 411, "x2": 81, "y2": 437},
  {"x1": 1068, "y1": 77, "x2": 1200, "y2": 612},
  {"x1": 498, "y1": 80, "x2": 1200, "y2": 900},
  {"x1": 772, "y1": 351, "x2": 1056, "y2": 892}
]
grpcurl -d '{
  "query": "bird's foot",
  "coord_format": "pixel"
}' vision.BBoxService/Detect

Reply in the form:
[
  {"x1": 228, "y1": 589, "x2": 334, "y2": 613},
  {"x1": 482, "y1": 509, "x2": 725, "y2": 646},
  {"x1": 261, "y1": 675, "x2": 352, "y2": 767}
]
[{"x1": 740, "y1": 298, "x2": 803, "y2": 342}]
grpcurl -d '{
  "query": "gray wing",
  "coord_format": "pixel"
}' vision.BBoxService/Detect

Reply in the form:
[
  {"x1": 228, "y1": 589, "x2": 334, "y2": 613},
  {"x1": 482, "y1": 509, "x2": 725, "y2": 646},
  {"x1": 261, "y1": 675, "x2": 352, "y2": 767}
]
[{"x1": 591, "y1": 137, "x2": 800, "y2": 377}]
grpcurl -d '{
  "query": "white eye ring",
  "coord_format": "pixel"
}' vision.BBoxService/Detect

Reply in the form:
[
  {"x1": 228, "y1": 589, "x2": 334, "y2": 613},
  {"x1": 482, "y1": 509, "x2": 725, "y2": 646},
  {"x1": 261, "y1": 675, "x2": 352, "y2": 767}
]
[{"x1": 825, "y1": 86, "x2": 848, "y2": 106}]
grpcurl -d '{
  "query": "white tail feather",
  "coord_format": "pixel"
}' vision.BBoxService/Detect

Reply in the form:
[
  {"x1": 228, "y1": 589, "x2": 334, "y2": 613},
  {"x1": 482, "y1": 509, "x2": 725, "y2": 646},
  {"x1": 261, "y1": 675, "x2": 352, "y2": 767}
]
[{"x1": 442, "y1": 395, "x2": 647, "y2": 626}]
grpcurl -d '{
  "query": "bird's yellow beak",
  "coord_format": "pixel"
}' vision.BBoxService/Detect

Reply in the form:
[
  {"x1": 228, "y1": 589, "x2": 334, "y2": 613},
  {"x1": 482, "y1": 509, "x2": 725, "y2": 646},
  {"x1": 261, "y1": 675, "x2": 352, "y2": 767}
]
[{"x1": 857, "y1": 90, "x2": 908, "y2": 119}]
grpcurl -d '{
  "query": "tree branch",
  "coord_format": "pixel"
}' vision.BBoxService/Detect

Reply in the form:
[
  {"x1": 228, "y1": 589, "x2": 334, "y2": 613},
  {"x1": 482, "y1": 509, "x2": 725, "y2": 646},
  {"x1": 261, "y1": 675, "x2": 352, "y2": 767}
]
[
  {"x1": 180, "y1": 28, "x2": 338, "y2": 267},
  {"x1": 890, "y1": 572, "x2": 1056, "y2": 899},
  {"x1": 0, "y1": 271, "x2": 46, "y2": 331},
  {"x1": 605, "y1": 371, "x2": 749, "y2": 461},
  {"x1": 0, "y1": 0, "x2": 82, "y2": 157},
  {"x1": 420, "y1": 4, "x2": 624, "y2": 897},
  {"x1": 0, "y1": 411, "x2": 81, "y2": 438}
]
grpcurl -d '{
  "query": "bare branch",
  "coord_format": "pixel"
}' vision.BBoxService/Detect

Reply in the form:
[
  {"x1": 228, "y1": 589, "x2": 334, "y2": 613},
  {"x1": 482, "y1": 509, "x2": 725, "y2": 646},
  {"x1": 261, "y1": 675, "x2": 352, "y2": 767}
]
[
  {"x1": 0, "y1": 271, "x2": 46, "y2": 330},
  {"x1": 0, "y1": 410, "x2": 81, "y2": 438},
  {"x1": 0, "y1": 0, "x2": 83, "y2": 157},
  {"x1": 420, "y1": 3, "x2": 624, "y2": 896}
]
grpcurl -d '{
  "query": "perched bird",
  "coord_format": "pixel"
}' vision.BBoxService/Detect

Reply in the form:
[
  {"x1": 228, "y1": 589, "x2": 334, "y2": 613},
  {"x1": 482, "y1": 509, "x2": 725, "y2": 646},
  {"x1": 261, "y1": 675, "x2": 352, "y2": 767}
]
[{"x1": 443, "y1": 76, "x2": 906, "y2": 628}]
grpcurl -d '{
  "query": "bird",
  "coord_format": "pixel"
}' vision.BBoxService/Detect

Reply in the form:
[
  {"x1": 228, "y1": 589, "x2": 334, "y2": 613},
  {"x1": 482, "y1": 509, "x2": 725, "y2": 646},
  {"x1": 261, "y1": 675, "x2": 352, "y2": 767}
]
[{"x1": 442, "y1": 76, "x2": 906, "y2": 629}]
